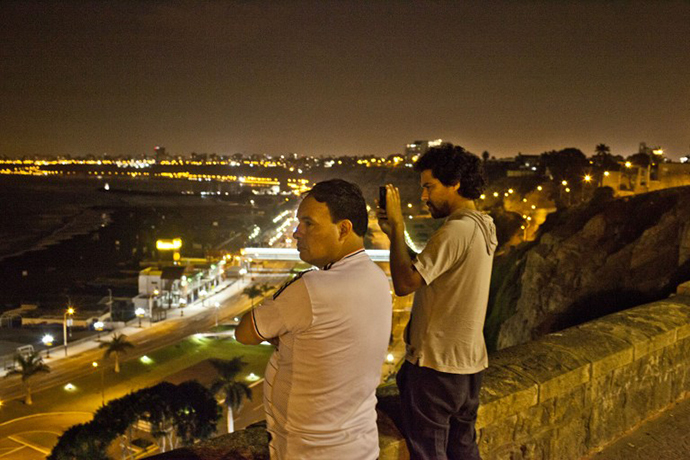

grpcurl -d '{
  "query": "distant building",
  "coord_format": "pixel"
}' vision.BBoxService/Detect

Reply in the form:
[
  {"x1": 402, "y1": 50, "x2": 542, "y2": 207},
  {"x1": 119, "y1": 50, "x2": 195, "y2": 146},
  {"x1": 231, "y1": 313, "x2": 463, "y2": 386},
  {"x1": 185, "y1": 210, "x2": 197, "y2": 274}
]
[
  {"x1": 154, "y1": 146, "x2": 167, "y2": 160},
  {"x1": 404, "y1": 139, "x2": 447, "y2": 161},
  {"x1": 602, "y1": 161, "x2": 690, "y2": 195}
]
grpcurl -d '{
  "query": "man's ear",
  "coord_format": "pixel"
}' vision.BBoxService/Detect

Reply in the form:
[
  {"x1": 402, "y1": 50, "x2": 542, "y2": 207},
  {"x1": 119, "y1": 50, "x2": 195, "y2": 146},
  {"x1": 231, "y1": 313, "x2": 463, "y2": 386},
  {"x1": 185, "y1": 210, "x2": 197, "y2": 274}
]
[
  {"x1": 338, "y1": 219, "x2": 353, "y2": 240},
  {"x1": 451, "y1": 180, "x2": 461, "y2": 194}
]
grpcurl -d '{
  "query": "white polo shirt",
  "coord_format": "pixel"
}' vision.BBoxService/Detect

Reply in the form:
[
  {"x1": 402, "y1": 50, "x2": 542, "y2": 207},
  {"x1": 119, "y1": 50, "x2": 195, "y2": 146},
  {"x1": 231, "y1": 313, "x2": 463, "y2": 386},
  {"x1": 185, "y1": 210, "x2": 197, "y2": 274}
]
[{"x1": 253, "y1": 250, "x2": 392, "y2": 460}]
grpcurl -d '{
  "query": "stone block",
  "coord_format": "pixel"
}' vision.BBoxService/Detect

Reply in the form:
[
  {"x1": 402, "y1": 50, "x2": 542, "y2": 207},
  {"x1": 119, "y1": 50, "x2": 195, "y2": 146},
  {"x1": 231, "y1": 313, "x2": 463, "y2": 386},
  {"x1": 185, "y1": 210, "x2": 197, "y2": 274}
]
[
  {"x1": 635, "y1": 349, "x2": 674, "y2": 410},
  {"x1": 552, "y1": 419, "x2": 589, "y2": 459},
  {"x1": 513, "y1": 399, "x2": 555, "y2": 441},
  {"x1": 551, "y1": 384, "x2": 590, "y2": 426},
  {"x1": 478, "y1": 364, "x2": 539, "y2": 428},
  {"x1": 541, "y1": 326, "x2": 633, "y2": 379},
  {"x1": 379, "y1": 438, "x2": 409, "y2": 460},
  {"x1": 483, "y1": 431, "x2": 554, "y2": 460},
  {"x1": 479, "y1": 414, "x2": 518, "y2": 452},
  {"x1": 582, "y1": 310, "x2": 674, "y2": 360},
  {"x1": 492, "y1": 340, "x2": 590, "y2": 403},
  {"x1": 588, "y1": 385, "x2": 626, "y2": 446}
]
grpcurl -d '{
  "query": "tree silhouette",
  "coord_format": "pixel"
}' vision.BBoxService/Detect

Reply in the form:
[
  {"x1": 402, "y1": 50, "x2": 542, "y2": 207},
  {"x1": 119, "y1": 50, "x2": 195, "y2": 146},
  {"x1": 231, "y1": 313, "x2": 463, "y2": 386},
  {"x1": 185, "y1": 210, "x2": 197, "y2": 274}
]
[
  {"x1": 209, "y1": 357, "x2": 253, "y2": 433},
  {"x1": 49, "y1": 381, "x2": 220, "y2": 459},
  {"x1": 99, "y1": 333, "x2": 134, "y2": 373},
  {"x1": 242, "y1": 283, "x2": 272, "y2": 307},
  {"x1": 5, "y1": 351, "x2": 50, "y2": 405},
  {"x1": 594, "y1": 143, "x2": 611, "y2": 157}
]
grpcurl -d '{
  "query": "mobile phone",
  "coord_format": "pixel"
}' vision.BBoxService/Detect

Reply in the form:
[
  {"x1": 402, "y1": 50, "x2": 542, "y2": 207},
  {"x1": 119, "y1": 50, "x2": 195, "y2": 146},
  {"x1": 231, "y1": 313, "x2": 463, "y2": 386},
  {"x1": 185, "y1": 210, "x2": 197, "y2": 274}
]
[{"x1": 379, "y1": 186, "x2": 387, "y2": 210}]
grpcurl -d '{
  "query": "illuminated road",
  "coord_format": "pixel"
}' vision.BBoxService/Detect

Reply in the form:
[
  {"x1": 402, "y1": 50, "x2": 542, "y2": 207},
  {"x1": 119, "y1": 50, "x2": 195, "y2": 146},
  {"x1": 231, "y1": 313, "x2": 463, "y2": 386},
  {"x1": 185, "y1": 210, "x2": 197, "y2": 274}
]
[
  {"x1": 0, "y1": 412, "x2": 92, "y2": 459},
  {"x1": 0, "y1": 275, "x2": 288, "y2": 410}
]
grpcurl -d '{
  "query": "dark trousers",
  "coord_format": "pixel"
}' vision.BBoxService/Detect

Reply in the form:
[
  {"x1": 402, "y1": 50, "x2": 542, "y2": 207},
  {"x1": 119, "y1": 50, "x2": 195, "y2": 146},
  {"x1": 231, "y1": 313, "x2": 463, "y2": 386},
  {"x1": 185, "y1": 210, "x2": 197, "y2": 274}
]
[{"x1": 396, "y1": 361, "x2": 483, "y2": 460}]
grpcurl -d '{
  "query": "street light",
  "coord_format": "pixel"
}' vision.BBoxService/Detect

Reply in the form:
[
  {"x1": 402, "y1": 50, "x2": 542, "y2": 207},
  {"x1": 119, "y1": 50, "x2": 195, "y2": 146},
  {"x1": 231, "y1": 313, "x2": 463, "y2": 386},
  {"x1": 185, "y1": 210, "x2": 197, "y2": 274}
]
[
  {"x1": 135, "y1": 307, "x2": 146, "y2": 328},
  {"x1": 179, "y1": 298, "x2": 187, "y2": 317},
  {"x1": 92, "y1": 361, "x2": 105, "y2": 406},
  {"x1": 63, "y1": 306, "x2": 75, "y2": 357},
  {"x1": 42, "y1": 334, "x2": 54, "y2": 358},
  {"x1": 94, "y1": 321, "x2": 104, "y2": 341},
  {"x1": 107, "y1": 288, "x2": 113, "y2": 320}
]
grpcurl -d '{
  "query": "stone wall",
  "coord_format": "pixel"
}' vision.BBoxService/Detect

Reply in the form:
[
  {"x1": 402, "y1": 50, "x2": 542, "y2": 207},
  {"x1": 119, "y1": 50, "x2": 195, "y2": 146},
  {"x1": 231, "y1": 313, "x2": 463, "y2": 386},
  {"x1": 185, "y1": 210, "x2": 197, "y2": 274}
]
[{"x1": 151, "y1": 287, "x2": 690, "y2": 460}]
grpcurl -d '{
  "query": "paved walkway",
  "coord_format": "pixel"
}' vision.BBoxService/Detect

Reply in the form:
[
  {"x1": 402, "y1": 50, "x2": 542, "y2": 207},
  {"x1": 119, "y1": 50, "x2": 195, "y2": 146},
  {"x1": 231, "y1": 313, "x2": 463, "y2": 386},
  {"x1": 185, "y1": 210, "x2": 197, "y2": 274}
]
[{"x1": 588, "y1": 396, "x2": 690, "y2": 459}]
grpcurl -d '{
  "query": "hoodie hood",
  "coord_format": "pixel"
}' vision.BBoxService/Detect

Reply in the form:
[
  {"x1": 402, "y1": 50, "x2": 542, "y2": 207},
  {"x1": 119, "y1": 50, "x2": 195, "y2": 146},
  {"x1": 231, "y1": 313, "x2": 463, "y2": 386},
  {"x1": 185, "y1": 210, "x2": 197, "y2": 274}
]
[{"x1": 448, "y1": 209, "x2": 498, "y2": 256}]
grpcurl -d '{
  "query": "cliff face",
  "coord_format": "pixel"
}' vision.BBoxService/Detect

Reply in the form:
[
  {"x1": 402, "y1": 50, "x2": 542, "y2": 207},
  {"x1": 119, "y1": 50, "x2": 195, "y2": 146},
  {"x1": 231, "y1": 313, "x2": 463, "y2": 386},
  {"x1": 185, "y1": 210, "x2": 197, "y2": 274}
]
[{"x1": 493, "y1": 186, "x2": 690, "y2": 349}]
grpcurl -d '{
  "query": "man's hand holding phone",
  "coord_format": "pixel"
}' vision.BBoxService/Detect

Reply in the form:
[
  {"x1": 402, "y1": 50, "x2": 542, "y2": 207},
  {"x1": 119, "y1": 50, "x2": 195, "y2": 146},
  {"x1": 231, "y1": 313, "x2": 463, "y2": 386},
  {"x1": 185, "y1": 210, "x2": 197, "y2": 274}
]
[{"x1": 377, "y1": 184, "x2": 404, "y2": 238}]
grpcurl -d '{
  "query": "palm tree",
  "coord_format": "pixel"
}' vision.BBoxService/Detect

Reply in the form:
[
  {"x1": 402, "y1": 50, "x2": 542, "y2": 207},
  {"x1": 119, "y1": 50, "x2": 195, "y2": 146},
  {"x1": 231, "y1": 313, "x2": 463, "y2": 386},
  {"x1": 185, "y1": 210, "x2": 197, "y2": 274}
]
[
  {"x1": 209, "y1": 357, "x2": 252, "y2": 433},
  {"x1": 594, "y1": 143, "x2": 611, "y2": 157},
  {"x1": 99, "y1": 333, "x2": 134, "y2": 373},
  {"x1": 242, "y1": 284, "x2": 272, "y2": 307},
  {"x1": 5, "y1": 351, "x2": 50, "y2": 405}
]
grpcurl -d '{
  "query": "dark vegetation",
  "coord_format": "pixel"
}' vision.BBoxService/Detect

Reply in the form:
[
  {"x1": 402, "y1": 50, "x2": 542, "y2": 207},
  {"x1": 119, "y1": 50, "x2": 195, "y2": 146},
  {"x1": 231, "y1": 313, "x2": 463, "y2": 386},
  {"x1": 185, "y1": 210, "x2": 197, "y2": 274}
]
[{"x1": 48, "y1": 381, "x2": 220, "y2": 460}]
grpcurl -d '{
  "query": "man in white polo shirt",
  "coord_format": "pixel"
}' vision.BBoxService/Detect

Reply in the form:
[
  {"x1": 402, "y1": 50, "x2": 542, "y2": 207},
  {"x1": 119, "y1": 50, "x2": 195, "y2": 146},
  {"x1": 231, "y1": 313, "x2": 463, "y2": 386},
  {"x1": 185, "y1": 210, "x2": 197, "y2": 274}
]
[
  {"x1": 378, "y1": 144, "x2": 497, "y2": 460},
  {"x1": 236, "y1": 179, "x2": 392, "y2": 460}
]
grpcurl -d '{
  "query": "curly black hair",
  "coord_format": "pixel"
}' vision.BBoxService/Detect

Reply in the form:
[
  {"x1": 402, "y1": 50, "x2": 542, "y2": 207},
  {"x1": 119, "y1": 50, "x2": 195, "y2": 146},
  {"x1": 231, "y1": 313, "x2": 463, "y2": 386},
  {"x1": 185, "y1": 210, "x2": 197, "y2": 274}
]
[
  {"x1": 413, "y1": 144, "x2": 486, "y2": 199},
  {"x1": 305, "y1": 179, "x2": 368, "y2": 237}
]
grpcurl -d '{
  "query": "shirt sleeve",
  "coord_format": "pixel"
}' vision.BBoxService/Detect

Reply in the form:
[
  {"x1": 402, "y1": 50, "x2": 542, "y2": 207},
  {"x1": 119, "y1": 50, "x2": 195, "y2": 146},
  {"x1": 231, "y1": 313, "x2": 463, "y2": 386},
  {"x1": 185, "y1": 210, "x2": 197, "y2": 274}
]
[
  {"x1": 252, "y1": 277, "x2": 313, "y2": 339},
  {"x1": 412, "y1": 220, "x2": 472, "y2": 285}
]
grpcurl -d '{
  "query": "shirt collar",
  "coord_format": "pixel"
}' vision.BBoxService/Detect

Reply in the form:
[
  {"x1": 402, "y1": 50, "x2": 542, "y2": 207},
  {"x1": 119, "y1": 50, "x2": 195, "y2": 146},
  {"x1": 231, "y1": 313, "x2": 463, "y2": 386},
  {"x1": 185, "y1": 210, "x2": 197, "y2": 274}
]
[{"x1": 322, "y1": 248, "x2": 366, "y2": 270}]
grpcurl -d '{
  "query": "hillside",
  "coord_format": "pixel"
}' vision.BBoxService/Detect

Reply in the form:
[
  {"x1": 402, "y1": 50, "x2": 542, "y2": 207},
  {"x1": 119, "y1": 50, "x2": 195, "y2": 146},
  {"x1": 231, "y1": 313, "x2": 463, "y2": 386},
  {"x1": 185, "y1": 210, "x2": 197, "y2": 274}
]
[{"x1": 486, "y1": 186, "x2": 690, "y2": 350}]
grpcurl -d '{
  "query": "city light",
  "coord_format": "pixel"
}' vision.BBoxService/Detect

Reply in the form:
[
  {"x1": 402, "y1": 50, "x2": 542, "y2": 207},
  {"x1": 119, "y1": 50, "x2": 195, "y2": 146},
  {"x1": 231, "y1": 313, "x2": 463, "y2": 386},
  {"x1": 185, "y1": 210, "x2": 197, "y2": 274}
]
[{"x1": 156, "y1": 238, "x2": 182, "y2": 250}]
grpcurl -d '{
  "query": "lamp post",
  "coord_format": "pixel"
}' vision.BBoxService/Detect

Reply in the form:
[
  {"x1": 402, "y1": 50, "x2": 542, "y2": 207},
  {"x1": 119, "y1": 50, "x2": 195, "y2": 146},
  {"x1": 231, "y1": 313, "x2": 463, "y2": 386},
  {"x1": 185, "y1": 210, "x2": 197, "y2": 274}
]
[
  {"x1": 214, "y1": 302, "x2": 220, "y2": 327},
  {"x1": 582, "y1": 175, "x2": 592, "y2": 202},
  {"x1": 63, "y1": 306, "x2": 74, "y2": 356},
  {"x1": 92, "y1": 361, "x2": 105, "y2": 406},
  {"x1": 107, "y1": 289, "x2": 113, "y2": 321},
  {"x1": 42, "y1": 334, "x2": 54, "y2": 358},
  {"x1": 94, "y1": 321, "x2": 104, "y2": 341},
  {"x1": 135, "y1": 308, "x2": 146, "y2": 328}
]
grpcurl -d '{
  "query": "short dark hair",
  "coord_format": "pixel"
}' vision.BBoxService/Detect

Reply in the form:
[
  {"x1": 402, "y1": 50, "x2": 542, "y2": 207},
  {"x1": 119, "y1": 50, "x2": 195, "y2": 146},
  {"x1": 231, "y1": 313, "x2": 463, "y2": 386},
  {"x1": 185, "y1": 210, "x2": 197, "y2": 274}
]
[
  {"x1": 413, "y1": 144, "x2": 486, "y2": 199},
  {"x1": 305, "y1": 179, "x2": 368, "y2": 237}
]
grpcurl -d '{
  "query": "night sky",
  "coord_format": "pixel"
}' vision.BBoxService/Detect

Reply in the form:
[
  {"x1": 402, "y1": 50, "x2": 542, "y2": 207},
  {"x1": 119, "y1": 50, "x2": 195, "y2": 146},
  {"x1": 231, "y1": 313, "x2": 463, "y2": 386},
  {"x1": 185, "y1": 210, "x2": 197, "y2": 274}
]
[{"x1": 2, "y1": 1, "x2": 689, "y2": 160}]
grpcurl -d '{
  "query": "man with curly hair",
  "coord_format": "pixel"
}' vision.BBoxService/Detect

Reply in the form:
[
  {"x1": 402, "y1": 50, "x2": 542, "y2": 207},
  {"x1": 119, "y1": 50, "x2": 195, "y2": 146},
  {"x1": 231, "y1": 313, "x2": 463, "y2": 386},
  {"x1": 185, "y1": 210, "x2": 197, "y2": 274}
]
[{"x1": 378, "y1": 144, "x2": 497, "y2": 460}]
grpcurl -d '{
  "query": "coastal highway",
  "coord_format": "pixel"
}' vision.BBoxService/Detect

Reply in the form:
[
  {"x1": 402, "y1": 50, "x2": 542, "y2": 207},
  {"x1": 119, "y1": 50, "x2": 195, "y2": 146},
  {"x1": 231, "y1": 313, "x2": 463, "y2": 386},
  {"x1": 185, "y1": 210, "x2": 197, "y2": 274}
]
[{"x1": 0, "y1": 274, "x2": 287, "y2": 411}]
